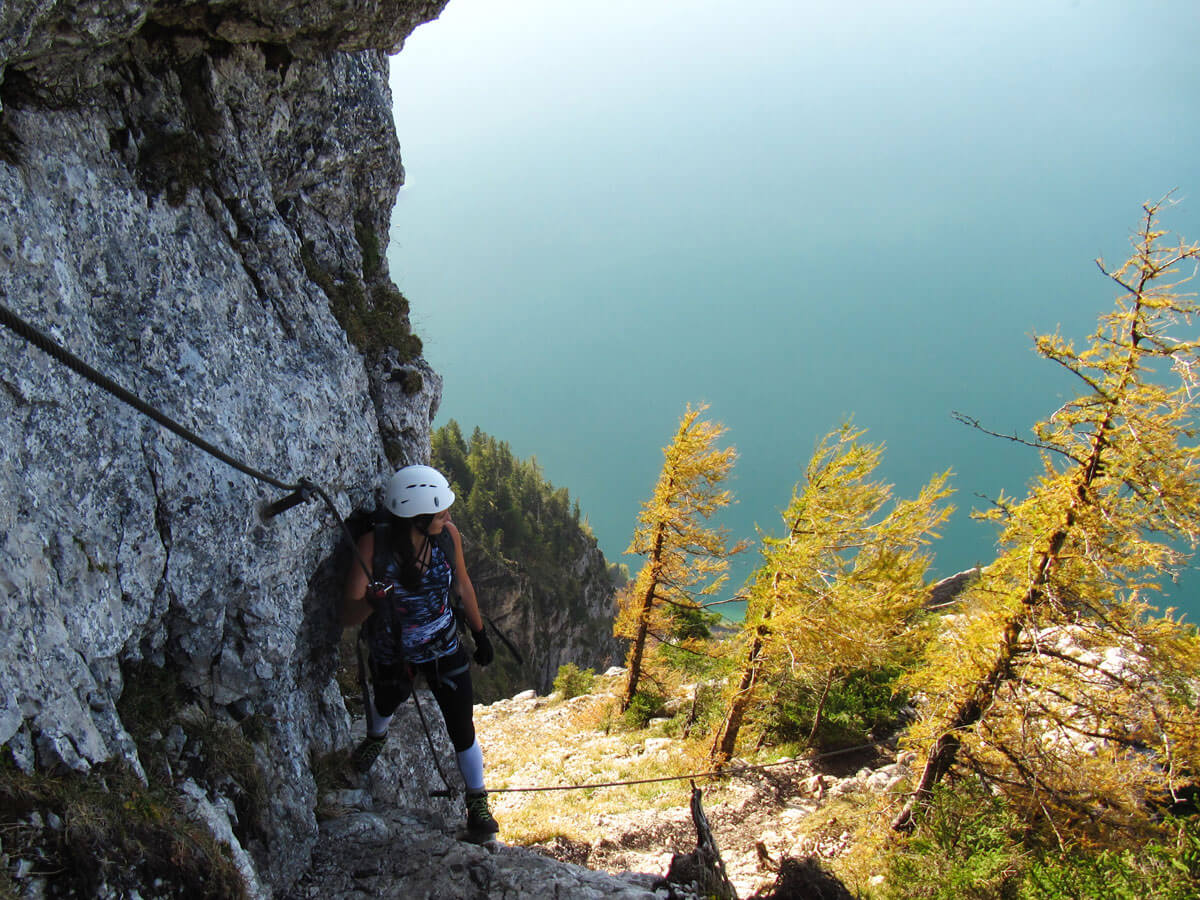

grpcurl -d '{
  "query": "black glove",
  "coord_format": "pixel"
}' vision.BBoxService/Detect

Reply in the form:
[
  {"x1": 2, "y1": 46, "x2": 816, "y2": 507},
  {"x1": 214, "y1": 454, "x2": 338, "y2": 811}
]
[{"x1": 472, "y1": 626, "x2": 494, "y2": 667}]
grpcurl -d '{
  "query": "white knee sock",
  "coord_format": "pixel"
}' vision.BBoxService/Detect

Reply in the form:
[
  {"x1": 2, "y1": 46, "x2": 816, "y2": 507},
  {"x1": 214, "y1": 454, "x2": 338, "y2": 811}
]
[
  {"x1": 456, "y1": 740, "x2": 485, "y2": 792},
  {"x1": 366, "y1": 695, "x2": 394, "y2": 739}
]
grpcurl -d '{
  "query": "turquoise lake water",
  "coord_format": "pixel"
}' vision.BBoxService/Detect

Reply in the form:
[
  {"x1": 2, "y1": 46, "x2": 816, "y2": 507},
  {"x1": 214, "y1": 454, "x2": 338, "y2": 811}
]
[{"x1": 386, "y1": 0, "x2": 1200, "y2": 621}]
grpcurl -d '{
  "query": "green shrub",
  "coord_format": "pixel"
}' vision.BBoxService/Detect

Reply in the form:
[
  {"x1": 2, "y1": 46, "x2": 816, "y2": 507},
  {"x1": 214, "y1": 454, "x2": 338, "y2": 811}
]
[
  {"x1": 553, "y1": 663, "x2": 596, "y2": 699},
  {"x1": 300, "y1": 243, "x2": 422, "y2": 362},
  {"x1": 879, "y1": 780, "x2": 1028, "y2": 900},
  {"x1": 1024, "y1": 816, "x2": 1200, "y2": 900},
  {"x1": 875, "y1": 781, "x2": 1200, "y2": 900},
  {"x1": 757, "y1": 666, "x2": 909, "y2": 751},
  {"x1": 622, "y1": 691, "x2": 667, "y2": 729},
  {"x1": 666, "y1": 680, "x2": 726, "y2": 740}
]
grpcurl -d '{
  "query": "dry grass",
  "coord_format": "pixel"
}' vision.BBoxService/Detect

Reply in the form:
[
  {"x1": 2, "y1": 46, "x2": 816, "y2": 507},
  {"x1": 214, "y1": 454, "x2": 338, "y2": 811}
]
[
  {"x1": 477, "y1": 680, "x2": 738, "y2": 846},
  {"x1": 795, "y1": 793, "x2": 899, "y2": 897}
]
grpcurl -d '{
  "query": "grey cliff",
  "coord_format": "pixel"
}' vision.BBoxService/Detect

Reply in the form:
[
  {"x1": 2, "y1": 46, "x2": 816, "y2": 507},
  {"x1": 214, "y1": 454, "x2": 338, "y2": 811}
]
[
  {"x1": 469, "y1": 534, "x2": 625, "y2": 701},
  {"x1": 0, "y1": 2, "x2": 636, "y2": 896}
]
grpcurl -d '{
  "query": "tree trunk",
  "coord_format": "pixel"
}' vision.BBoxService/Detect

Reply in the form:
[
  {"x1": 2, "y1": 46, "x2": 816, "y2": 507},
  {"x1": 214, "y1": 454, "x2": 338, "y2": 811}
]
[
  {"x1": 806, "y1": 669, "x2": 837, "y2": 746},
  {"x1": 892, "y1": 616, "x2": 1022, "y2": 829},
  {"x1": 711, "y1": 633, "x2": 764, "y2": 765},
  {"x1": 620, "y1": 574, "x2": 658, "y2": 710},
  {"x1": 621, "y1": 615, "x2": 651, "y2": 710},
  {"x1": 712, "y1": 575, "x2": 779, "y2": 764},
  {"x1": 621, "y1": 521, "x2": 667, "y2": 711}
]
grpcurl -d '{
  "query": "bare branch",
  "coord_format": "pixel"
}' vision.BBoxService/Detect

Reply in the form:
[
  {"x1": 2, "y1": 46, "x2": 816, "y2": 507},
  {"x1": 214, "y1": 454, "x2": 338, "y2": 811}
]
[{"x1": 952, "y1": 411, "x2": 1086, "y2": 466}]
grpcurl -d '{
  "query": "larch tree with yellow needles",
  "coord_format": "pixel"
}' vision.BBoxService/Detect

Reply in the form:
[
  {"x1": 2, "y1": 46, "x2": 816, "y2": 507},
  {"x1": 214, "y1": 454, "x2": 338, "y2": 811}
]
[
  {"x1": 710, "y1": 423, "x2": 952, "y2": 765},
  {"x1": 894, "y1": 199, "x2": 1200, "y2": 845},
  {"x1": 616, "y1": 403, "x2": 744, "y2": 712}
]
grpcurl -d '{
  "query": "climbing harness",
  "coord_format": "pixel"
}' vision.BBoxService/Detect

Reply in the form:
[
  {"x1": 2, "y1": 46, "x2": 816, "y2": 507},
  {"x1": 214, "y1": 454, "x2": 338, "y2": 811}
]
[{"x1": 356, "y1": 514, "x2": 457, "y2": 797}]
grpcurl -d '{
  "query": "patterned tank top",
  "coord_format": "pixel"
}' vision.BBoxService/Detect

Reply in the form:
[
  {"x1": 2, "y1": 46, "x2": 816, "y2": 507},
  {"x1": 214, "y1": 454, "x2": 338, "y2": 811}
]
[{"x1": 372, "y1": 534, "x2": 460, "y2": 665}]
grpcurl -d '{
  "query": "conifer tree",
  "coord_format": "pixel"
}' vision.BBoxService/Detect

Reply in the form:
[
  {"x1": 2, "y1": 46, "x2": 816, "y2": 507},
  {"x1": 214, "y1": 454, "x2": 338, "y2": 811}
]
[
  {"x1": 431, "y1": 419, "x2": 472, "y2": 495},
  {"x1": 617, "y1": 404, "x2": 744, "y2": 711},
  {"x1": 710, "y1": 424, "x2": 952, "y2": 764},
  {"x1": 895, "y1": 200, "x2": 1200, "y2": 842}
]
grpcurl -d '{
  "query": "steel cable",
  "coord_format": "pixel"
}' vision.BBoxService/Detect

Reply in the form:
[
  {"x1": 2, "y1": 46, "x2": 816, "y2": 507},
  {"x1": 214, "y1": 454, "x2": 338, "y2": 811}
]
[
  {"x1": 487, "y1": 741, "x2": 885, "y2": 793},
  {"x1": 0, "y1": 299, "x2": 376, "y2": 578},
  {"x1": 0, "y1": 300, "x2": 299, "y2": 491}
]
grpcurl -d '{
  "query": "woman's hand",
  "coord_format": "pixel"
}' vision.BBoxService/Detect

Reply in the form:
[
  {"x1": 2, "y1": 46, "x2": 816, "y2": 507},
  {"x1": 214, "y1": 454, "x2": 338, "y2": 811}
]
[{"x1": 471, "y1": 627, "x2": 494, "y2": 666}]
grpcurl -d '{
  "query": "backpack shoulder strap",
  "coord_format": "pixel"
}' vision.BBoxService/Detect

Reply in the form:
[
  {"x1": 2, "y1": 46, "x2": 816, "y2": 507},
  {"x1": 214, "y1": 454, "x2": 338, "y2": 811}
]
[
  {"x1": 433, "y1": 529, "x2": 463, "y2": 613},
  {"x1": 433, "y1": 529, "x2": 457, "y2": 570},
  {"x1": 372, "y1": 511, "x2": 393, "y2": 580}
]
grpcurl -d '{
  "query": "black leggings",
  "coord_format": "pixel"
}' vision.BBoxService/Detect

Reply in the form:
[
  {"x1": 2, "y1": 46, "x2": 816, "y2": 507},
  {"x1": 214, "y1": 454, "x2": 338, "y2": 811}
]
[{"x1": 371, "y1": 646, "x2": 476, "y2": 752}]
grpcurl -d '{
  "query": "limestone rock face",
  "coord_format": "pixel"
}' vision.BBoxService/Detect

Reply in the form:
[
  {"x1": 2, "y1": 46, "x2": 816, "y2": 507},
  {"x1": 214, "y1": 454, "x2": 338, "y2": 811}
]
[
  {"x1": 295, "y1": 807, "x2": 663, "y2": 900},
  {"x1": 1, "y1": 1, "x2": 448, "y2": 95},
  {"x1": 0, "y1": 0, "x2": 448, "y2": 892}
]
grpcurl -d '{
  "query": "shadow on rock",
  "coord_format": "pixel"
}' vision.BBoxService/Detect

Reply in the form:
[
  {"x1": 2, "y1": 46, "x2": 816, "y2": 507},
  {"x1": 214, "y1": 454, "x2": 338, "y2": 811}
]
[{"x1": 750, "y1": 856, "x2": 856, "y2": 900}]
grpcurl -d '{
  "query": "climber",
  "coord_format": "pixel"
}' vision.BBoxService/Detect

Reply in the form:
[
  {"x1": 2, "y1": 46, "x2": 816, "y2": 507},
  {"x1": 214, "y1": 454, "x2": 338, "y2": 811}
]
[{"x1": 341, "y1": 464, "x2": 499, "y2": 837}]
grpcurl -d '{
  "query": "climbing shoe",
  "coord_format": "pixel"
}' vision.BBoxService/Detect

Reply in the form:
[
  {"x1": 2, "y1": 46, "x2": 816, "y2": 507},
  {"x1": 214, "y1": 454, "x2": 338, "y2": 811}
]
[
  {"x1": 352, "y1": 732, "x2": 388, "y2": 774},
  {"x1": 464, "y1": 790, "x2": 499, "y2": 836}
]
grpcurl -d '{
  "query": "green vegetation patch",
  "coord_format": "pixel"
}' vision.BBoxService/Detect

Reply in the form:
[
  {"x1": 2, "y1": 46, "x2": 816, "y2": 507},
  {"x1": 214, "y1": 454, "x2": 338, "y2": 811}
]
[
  {"x1": 553, "y1": 663, "x2": 596, "y2": 700},
  {"x1": 355, "y1": 220, "x2": 383, "y2": 279},
  {"x1": 301, "y1": 241, "x2": 422, "y2": 364},
  {"x1": 871, "y1": 780, "x2": 1200, "y2": 900},
  {"x1": 754, "y1": 666, "x2": 911, "y2": 753},
  {"x1": 621, "y1": 690, "x2": 667, "y2": 729},
  {"x1": 1023, "y1": 817, "x2": 1200, "y2": 900}
]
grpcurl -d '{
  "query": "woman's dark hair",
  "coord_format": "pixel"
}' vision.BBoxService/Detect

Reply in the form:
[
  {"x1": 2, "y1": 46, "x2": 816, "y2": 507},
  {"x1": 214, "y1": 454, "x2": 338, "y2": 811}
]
[{"x1": 387, "y1": 512, "x2": 435, "y2": 591}]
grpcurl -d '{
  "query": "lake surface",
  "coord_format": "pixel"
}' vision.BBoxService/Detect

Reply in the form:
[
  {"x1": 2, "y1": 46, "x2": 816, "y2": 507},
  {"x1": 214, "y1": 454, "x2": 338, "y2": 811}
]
[{"x1": 387, "y1": 0, "x2": 1200, "y2": 621}]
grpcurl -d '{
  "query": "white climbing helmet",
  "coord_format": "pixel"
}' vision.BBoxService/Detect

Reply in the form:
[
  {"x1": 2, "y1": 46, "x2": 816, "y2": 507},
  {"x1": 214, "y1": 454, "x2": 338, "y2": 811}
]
[{"x1": 384, "y1": 465, "x2": 455, "y2": 517}]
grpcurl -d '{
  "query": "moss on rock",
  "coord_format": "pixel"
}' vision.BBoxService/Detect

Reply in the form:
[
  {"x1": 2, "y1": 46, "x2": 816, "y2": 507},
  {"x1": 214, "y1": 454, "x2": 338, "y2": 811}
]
[
  {"x1": 301, "y1": 242, "x2": 423, "y2": 362},
  {"x1": 0, "y1": 752, "x2": 250, "y2": 899}
]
